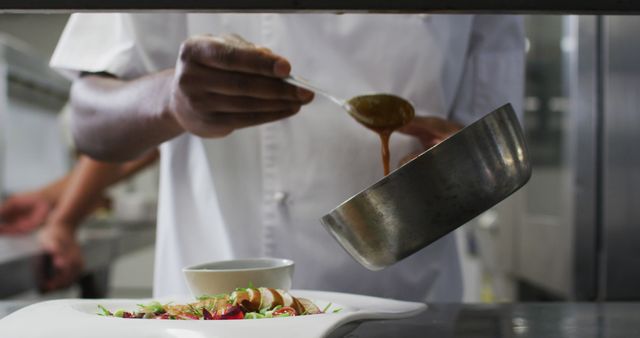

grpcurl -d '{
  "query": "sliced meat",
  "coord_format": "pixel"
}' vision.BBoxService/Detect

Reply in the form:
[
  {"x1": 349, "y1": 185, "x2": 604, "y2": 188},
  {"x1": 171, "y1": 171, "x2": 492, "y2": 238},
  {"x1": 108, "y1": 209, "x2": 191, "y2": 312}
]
[
  {"x1": 290, "y1": 297, "x2": 305, "y2": 315},
  {"x1": 279, "y1": 289, "x2": 294, "y2": 307},
  {"x1": 258, "y1": 287, "x2": 274, "y2": 310},
  {"x1": 298, "y1": 298, "x2": 322, "y2": 314},
  {"x1": 268, "y1": 288, "x2": 284, "y2": 308},
  {"x1": 246, "y1": 288, "x2": 262, "y2": 312}
]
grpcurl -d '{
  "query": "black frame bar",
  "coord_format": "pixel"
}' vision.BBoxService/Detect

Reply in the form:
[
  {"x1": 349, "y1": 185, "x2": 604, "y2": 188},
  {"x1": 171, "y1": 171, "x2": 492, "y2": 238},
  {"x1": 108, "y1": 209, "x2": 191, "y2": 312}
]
[{"x1": 0, "y1": 0, "x2": 638, "y2": 14}]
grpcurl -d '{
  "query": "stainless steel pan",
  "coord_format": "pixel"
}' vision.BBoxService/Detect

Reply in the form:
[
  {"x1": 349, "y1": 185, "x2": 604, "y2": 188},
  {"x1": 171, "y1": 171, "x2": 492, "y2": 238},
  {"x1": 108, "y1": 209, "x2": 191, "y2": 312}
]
[{"x1": 321, "y1": 103, "x2": 531, "y2": 270}]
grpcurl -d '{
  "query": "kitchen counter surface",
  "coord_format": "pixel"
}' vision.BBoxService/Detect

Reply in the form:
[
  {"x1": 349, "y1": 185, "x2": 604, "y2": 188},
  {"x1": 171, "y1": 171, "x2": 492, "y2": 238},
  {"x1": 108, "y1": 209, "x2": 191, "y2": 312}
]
[
  {"x1": 348, "y1": 302, "x2": 640, "y2": 338},
  {"x1": 1, "y1": 301, "x2": 639, "y2": 337}
]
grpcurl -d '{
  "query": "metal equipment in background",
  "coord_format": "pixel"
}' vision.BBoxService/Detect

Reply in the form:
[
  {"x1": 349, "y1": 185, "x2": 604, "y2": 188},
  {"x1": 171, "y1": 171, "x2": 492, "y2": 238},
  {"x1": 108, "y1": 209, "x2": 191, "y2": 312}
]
[
  {"x1": 0, "y1": 36, "x2": 71, "y2": 199},
  {"x1": 499, "y1": 16, "x2": 640, "y2": 301}
]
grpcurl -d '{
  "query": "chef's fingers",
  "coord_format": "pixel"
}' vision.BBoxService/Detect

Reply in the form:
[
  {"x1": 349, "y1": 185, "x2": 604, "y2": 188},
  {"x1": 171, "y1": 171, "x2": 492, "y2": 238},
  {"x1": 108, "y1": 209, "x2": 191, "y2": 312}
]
[
  {"x1": 0, "y1": 197, "x2": 49, "y2": 234},
  {"x1": 398, "y1": 116, "x2": 463, "y2": 137},
  {"x1": 24, "y1": 201, "x2": 50, "y2": 231},
  {"x1": 0, "y1": 198, "x2": 15, "y2": 218},
  {"x1": 220, "y1": 33, "x2": 274, "y2": 55},
  {"x1": 179, "y1": 35, "x2": 291, "y2": 78},
  {"x1": 176, "y1": 108, "x2": 301, "y2": 138},
  {"x1": 220, "y1": 33, "x2": 256, "y2": 48},
  {"x1": 0, "y1": 216, "x2": 44, "y2": 235},
  {"x1": 397, "y1": 116, "x2": 462, "y2": 148},
  {"x1": 189, "y1": 94, "x2": 303, "y2": 113},
  {"x1": 41, "y1": 246, "x2": 83, "y2": 292},
  {"x1": 220, "y1": 34, "x2": 276, "y2": 57},
  {"x1": 179, "y1": 63, "x2": 313, "y2": 101},
  {"x1": 0, "y1": 225, "x2": 26, "y2": 235},
  {"x1": 203, "y1": 110, "x2": 300, "y2": 130}
]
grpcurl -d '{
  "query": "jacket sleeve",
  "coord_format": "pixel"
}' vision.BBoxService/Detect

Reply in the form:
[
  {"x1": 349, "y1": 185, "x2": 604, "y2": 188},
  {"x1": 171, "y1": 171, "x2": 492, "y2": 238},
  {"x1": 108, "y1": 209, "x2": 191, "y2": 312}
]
[
  {"x1": 50, "y1": 13, "x2": 187, "y2": 80},
  {"x1": 449, "y1": 15, "x2": 526, "y2": 125}
]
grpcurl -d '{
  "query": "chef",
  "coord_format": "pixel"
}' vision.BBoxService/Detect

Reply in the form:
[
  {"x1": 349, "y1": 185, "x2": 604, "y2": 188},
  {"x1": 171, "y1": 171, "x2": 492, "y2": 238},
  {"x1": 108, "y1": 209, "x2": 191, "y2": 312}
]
[{"x1": 50, "y1": 13, "x2": 524, "y2": 301}]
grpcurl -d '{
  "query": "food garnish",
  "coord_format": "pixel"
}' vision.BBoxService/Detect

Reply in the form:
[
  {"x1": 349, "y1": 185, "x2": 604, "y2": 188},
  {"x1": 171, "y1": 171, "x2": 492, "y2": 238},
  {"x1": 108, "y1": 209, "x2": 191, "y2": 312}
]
[{"x1": 97, "y1": 287, "x2": 339, "y2": 320}]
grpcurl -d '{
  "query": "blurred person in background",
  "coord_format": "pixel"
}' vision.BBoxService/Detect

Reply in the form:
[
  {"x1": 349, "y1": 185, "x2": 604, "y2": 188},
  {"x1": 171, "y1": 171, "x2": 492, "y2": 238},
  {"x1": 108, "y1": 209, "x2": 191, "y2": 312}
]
[{"x1": 0, "y1": 152, "x2": 158, "y2": 291}]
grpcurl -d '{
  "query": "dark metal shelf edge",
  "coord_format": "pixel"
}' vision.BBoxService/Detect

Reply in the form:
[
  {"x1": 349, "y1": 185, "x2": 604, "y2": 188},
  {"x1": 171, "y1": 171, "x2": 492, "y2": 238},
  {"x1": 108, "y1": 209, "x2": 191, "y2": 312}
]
[{"x1": 0, "y1": 0, "x2": 639, "y2": 13}]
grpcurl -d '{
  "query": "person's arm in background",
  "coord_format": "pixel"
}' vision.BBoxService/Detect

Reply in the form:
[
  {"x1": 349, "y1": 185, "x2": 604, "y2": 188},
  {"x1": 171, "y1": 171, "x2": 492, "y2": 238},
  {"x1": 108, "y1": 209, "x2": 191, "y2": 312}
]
[
  {"x1": 0, "y1": 150, "x2": 158, "y2": 236},
  {"x1": 38, "y1": 150, "x2": 159, "y2": 291},
  {"x1": 398, "y1": 15, "x2": 524, "y2": 161},
  {"x1": 70, "y1": 35, "x2": 313, "y2": 162},
  {"x1": 0, "y1": 172, "x2": 73, "y2": 235}
]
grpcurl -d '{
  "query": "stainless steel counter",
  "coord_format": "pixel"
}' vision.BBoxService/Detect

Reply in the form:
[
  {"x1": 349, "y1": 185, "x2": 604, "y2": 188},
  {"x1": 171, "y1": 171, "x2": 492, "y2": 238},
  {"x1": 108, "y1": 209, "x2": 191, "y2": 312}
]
[
  {"x1": 1, "y1": 302, "x2": 639, "y2": 337},
  {"x1": 0, "y1": 220, "x2": 155, "y2": 298},
  {"x1": 348, "y1": 303, "x2": 640, "y2": 338}
]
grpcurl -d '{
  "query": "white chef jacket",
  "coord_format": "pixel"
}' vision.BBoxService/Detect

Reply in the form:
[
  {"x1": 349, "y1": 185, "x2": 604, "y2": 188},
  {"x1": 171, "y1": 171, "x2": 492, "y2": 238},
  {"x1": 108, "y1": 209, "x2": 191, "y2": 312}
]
[{"x1": 51, "y1": 13, "x2": 524, "y2": 302}]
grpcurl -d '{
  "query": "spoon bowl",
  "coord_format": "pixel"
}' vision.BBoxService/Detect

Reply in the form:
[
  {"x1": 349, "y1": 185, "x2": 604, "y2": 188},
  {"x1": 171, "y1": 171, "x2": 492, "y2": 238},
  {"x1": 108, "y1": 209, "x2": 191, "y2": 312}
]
[
  {"x1": 346, "y1": 94, "x2": 415, "y2": 130},
  {"x1": 285, "y1": 75, "x2": 415, "y2": 130}
]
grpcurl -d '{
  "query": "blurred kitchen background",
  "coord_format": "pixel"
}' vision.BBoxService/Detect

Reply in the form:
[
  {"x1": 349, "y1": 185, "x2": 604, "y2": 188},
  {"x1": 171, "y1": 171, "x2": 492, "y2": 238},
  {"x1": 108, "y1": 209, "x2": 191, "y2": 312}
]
[
  {"x1": 0, "y1": 14, "x2": 157, "y2": 300},
  {"x1": 0, "y1": 14, "x2": 638, "y2": 302}
]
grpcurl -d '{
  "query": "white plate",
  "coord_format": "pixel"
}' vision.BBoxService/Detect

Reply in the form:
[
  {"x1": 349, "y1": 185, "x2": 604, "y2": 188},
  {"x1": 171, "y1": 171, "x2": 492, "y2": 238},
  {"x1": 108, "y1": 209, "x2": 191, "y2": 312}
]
[{"x1": 0, "y1": 290, "x2": 426, "y2": 338}]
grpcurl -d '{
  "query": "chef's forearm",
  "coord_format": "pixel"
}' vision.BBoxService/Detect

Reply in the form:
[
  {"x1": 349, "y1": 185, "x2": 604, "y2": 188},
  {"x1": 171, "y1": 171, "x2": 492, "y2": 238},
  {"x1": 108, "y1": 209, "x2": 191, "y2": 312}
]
[
  {"x1": 70, "y1": 69, "x2": 183, "y2": 162},
  {"x1": 46, "y1": 151, "x2": 158, "y2": 229},
  {"x1": 31, "y1": 173, "x2": 73, "y2": 206},
  {"x1": 47, "y1": 156, "x2": 120, "y2": 229}
]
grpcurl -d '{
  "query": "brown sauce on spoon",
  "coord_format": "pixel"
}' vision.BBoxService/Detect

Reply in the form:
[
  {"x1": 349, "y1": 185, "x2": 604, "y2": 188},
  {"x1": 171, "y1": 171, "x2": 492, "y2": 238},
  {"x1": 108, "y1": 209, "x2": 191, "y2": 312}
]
[{"x1": 347, "y1": 94, "x2": 415, "y2": 175}]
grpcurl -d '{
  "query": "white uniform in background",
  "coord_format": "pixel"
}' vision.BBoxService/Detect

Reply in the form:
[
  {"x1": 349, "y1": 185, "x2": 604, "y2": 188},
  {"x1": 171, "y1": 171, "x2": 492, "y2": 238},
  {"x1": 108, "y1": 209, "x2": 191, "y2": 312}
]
[{"x1": 51, "y1": 13, "x2": 524, "y2": 301}]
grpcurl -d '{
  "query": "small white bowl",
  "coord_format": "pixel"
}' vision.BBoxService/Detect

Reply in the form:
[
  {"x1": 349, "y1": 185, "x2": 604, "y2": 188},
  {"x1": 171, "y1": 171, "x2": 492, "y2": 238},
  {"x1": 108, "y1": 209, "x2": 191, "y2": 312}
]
[{"x1": 183, "y1": 258, "x2": 294, "y2": 297}]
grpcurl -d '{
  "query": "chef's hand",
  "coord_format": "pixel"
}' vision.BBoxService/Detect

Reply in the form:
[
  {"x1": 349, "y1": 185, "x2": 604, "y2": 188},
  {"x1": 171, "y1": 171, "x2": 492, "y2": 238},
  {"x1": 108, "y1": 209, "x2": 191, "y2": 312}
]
[
  {"x1": 397, "y1": 116, "x2": 463, "y2": 166},
  {"x1": 0, "y1": 193, "x2": 51, "y2": 235},
  {"x1": 168, "y1": 34, "x2": 314, "y2": 138},
  {"x1": 38, "y1": 223, "x2": 84, "y2": 292}
]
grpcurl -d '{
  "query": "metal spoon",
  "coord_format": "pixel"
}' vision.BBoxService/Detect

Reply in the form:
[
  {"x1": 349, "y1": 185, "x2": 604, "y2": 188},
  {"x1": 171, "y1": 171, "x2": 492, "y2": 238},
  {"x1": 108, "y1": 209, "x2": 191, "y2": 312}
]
[{"x1": 284, "y1": 75, "x2": 415, "y2": 129}]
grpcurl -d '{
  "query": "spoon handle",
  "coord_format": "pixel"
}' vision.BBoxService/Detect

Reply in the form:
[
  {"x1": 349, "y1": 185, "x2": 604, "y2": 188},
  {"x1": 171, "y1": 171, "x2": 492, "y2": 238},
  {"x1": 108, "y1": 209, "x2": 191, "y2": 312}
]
[{"x1": 284, "y1": 75, "x2": 348, "y2": 108}]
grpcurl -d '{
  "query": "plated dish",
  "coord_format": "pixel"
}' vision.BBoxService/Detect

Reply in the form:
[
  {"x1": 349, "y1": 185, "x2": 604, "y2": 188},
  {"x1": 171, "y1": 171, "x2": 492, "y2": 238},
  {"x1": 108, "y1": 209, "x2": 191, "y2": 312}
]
[
  {"x1": 0, "y1": 290, "x2": 426, "y2": 338},
  {"x1": 97, "y1": 287, "x2": 332, "y2": 320}
]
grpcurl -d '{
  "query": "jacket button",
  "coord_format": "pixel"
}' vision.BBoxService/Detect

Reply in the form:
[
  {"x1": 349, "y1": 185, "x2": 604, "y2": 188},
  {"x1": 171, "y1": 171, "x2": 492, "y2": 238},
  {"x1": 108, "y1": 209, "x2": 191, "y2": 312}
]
[{"x1": 272, "y1": 191, "x2": 288, "y2": 204}]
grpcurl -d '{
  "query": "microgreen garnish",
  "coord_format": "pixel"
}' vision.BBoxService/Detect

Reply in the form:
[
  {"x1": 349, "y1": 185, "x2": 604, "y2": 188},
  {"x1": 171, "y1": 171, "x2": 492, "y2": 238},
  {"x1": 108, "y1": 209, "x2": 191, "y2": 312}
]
[
  {"x1": 197, "y1": 293, "x2": 226, "y2": 301},
  {"x1": 137, "y1": 301, "x2": 165, "y2": 314},
  {"x1": 97, "y1": 305, "x2": 111, "y2": 316}
]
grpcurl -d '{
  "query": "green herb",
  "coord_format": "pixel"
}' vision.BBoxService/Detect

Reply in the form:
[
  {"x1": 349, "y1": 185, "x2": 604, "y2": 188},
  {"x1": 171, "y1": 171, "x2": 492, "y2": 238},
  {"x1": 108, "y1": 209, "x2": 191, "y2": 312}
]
[
  {"x1": 322, "y1": 302, "x2": 332, "y2": 313},
  {"x1": 244, "y1": 312, "x2": 265, "y2": 320},
  {"x1": 264, "y1": 311, "x2": 274, "y2": 318},
  {"x1": 197, "y1": 293, "x2": 226, "y2": 301},
  {"x1": 97, "y1": 305, "x2": 112, "y2": 316},
  {"x1": 235, "y1": 282, "x2": 255, "y2": 292},
  {"x1": 332, "y1": 308, "x2": 343, "y2": 313},
  {"x1": 114, "y1": 309, "x2": 126, "y2": 318},
  {"x1": 188, "y1": 304, "x2": 202, "y2": 317},
  {"x1": 137, "y1": 301, "x2": 165, "y2": 314}
]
